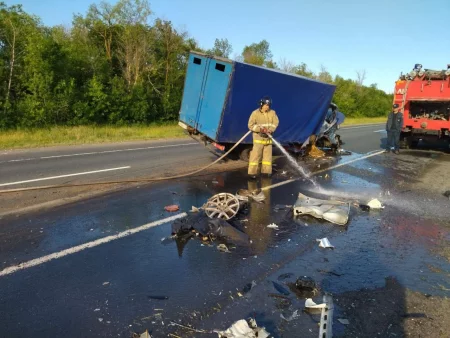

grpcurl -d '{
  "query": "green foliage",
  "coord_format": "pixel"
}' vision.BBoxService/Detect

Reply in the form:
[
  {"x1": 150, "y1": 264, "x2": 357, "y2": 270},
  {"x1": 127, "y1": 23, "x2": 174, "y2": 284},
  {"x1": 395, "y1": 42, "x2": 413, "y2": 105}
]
[
  {"x1": 207, "y1": 38, "x2": 232, "y2": 58},
  {"x1": 0, "y1": 0, "x2": 392, "y2": 129},
  {"x1": 242, "y1": 39, "x2": 273, "y2": 67}
]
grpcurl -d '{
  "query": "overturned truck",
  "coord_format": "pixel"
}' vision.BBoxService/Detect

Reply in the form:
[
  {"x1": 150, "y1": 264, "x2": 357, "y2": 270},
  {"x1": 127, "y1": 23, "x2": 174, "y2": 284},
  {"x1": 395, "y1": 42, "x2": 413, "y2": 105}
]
[{"x1": 177, "y1": 51, "x2": 336, "y2": 160}]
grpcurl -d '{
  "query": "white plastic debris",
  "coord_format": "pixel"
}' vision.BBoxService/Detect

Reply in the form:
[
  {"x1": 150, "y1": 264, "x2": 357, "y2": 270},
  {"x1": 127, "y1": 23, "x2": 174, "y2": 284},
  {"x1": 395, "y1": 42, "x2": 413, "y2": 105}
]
[
  {"x1": 267, "y1": 223, "x2": 279, "y2": 229},
  {"x1": 316, "y1": 238, "x2": 334, "y2": 249},
  {"x1": 102, "y1": 282, "x2": 109, "y2": 286},
  {"x1": 217, "y1": 244, "x2": 230, "y2": 253},
  {"x1": 191, "y1": 206, "x2": 200, "y2": 213},
  {"x1": 305, "y1": 298, "x2": 326, "y2": 309},
  {"x1": 367, "y1": 198, "x2": 383, "y2": 209},
  {"x1": 216, "y1": 318, "x2": 270, "y2": 338},
  {"x1": 338, "y1": 318, "x2": 350, "y2": 325}
]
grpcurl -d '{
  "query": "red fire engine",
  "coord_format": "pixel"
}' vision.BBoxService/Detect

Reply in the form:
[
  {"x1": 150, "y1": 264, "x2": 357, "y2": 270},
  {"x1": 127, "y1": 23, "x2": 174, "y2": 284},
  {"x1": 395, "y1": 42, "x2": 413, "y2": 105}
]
[{"x1": 394, "y1": 64, "x2": 450, "y2": 148}]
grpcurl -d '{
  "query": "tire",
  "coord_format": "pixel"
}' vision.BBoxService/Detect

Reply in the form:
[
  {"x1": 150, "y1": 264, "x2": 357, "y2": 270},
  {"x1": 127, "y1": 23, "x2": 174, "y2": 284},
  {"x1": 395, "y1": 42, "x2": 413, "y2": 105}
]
[{"x1": 239, "y1": 147, "x2": 251, "y2": 162}]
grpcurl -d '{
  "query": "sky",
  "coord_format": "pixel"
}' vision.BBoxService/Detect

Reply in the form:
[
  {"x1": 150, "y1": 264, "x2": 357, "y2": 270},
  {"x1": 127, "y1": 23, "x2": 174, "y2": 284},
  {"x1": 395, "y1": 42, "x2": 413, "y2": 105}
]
[{"x1": 5, "y1": 0, "x2": 450, "y2": 94}]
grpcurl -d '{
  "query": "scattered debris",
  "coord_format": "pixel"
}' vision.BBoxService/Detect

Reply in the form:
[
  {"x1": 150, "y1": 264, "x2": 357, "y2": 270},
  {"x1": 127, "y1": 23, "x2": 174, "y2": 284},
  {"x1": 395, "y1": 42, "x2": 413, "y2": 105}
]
[
  {"x1": 443, "y1": 190, "x2": 450, "y2": 199},
  {"x1": 273, "y1": 204, "x2": 292, "y2": 211},
  {"x1": 317, "y1": 269, "x2": 342, "y2": 277},
  {"x1": 215, "y1": 318, "x2": 270, "y2": 338},
  {"x1": 242, "y1": 281, "x2": 257, "y2": 294},
  {"x1": 305, "y1": 298, "x2": 326, "y2": 309},
  {"x1": 319, "y1": 295, "x2": 334, "y2": 338},
  {"x1": 277, "y1": 273, "x2": 295, "y2": 281},
  {"x1": 359, "y1": 204, "x2": 371, "y2": 211},
  {"x1": 205, "y1": 193, "x2": 240, "y2": 220},
  {"x1": 236, "y1": 189, "x2": 266, "y2": 203},
  {"x1": 102, "y1": 282, "x2": 109, "y2": 286},
  {"x1": 172, "y1": 213, "x2": 249, "y2": 245},
  {"x1": 94, "y1": 308, "x2": 100, "y2": 312},
  {"x1": 267, "y1": 223, "x2": 279, "y2": 229},
  {"x1": 191, "y1": 206, "x2": 200, "y2": 213},
  {"x1": 164, "y1": 205, "x2": 180, "y2": 212},
  {"x1": 160, "y1": 236, "x2": 176, "y2": 245},
  {"x1": 272, "y1": 281, "x2": 290, "y2": 296},
  {"x1": 268, "y1": 293, "x2": 290, "y2": 300},
  {"x1": 317, "y1": 237, "x2": 334, "y2": 249},
  {"x1": 338, "y1": 318, "x2": 350, "y2": 325},
  {"x1": 217, "y1": 244, "x2": 230, "y2": 253},
  {"x1": 280, "y1": 310, "x2": 300, "y2": 322},
  {"x1": 132, "y1": 330, "x2": 152, "y2": 338},
  {"x1": 289, "y1": 276, "x2": 319, "y2": 298},
  {"x1": 169, "y1": 321, "x2": 209, "y2": 334},
  {"x1": 98, "y1": 318, "x2": 103, "y2": 322},
  {"x1": 367, "y1": 198, "x2": 383, "y2": 209},
  {"x1": 147, "y1": 295, "x2": 169, "y2": 300},
  {"x1": 293, "y1": 193, "x2": 350, "y2": 225}
]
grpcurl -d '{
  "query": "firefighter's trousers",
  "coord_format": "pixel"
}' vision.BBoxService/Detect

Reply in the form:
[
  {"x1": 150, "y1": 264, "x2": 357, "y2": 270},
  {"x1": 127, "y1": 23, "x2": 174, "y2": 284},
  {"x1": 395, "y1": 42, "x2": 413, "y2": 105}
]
[{"x1": 248, "y1": 140, "x2": 273, "y2": 175}]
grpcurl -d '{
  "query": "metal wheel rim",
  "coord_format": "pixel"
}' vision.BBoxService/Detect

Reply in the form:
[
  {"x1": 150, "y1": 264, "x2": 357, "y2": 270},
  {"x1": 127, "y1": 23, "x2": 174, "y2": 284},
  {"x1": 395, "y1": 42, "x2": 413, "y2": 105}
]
[{"x1": 205, "y1": 193, "x2": 240, "y2": 220}]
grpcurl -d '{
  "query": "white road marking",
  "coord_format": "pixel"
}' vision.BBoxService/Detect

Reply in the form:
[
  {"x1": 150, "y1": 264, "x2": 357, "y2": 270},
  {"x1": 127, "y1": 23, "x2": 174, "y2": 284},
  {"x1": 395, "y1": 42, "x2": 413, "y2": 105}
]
[
  {"x1": 0, "y1": 166, "x2": 131, "y2": 187},
  {"x1": 1, "y1": 143, "x2": 198, "y2": 164},
  {"x1": 373, "y1": 129, "x2": 386, "y2": 133},
  {"x1": 0, "y1": 213, "x2": 188, "y2": 277}
]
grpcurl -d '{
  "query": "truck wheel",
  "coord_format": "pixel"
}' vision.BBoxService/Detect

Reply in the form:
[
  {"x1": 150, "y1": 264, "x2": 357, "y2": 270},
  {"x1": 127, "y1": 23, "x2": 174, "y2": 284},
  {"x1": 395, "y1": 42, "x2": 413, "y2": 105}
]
[{"x1": 239, "y1": 147, "x2": 251, "y2": 162}]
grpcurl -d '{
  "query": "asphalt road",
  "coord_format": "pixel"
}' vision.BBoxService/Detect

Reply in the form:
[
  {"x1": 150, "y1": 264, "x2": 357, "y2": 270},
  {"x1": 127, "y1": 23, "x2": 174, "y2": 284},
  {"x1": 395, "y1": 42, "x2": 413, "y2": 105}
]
[
  {"x1": 8, "y1": 122, "x2": 449, "y2": 338},
  {"x1": 0, "y1": 124, "x2": 385, "y2": 190}
]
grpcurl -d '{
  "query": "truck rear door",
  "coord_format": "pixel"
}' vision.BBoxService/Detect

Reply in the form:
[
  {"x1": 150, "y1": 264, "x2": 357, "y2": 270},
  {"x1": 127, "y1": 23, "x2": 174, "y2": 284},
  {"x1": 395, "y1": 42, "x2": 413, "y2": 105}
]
[
  {"x1": 196, "y1": 59, "x2": 233, "y2": 140},
  {"x1": 179, "y1": 54, "x2": 209, "y2": 128}
]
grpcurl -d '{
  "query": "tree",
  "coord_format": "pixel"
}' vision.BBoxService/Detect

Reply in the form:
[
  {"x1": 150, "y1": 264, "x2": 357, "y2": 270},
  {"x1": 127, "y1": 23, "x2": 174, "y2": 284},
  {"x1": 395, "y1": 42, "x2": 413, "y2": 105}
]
[
  {"x1": 242, "y1": 39, "x2": 273, "y2": 67},
  {"x1": 0, "y1": 3, "x2": 393, "y2": 129},
  {"x1": 356, "y1": 69, "x2": 366, "y2": 90},
  {"x1": 278, "y1": 58, "x2": 295, "y2": 73},
  {"x1": 207, "y1": 38, "x2": 232, "y2": 58},
  {"x1": 316, "y1": 65, "x2": 333, "y2": 83},
  {"x1": 0, "y1": 3, "x2": 39, "y2": 118},
  {"x1": 115, "y1": 0, "x2": 152, "y2": 87}
]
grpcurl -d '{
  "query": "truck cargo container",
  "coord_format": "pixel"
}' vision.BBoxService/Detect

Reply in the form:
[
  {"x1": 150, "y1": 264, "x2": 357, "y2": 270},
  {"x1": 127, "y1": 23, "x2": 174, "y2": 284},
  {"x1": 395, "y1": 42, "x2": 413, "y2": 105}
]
[{"x1": 178, "y1": 51, "x2": 336, "y2": 160}]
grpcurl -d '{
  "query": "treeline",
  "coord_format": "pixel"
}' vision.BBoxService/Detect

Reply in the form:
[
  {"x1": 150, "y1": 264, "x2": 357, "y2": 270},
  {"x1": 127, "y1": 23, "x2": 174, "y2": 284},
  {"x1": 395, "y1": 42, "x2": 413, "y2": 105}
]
[{"x1": 0, "y1": 0, "x2": 392, "y2": 129}]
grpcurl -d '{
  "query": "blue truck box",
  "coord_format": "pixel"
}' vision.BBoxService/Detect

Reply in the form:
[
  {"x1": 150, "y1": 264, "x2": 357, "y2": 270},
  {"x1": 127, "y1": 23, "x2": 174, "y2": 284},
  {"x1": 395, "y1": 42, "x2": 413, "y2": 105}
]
[{"x1": 178, "y1": 51, "x2": 336, "y2": 159}]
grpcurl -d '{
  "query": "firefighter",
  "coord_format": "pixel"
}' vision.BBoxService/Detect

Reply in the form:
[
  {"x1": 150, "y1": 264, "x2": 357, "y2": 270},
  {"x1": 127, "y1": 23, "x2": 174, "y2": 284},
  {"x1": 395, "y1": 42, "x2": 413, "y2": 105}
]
[
  {"x1": 385, "y1": 103, "x2": 403, "y2": 154},
  {"x1": 247, "y1": 96, "x2": 279, "y2": 178}
]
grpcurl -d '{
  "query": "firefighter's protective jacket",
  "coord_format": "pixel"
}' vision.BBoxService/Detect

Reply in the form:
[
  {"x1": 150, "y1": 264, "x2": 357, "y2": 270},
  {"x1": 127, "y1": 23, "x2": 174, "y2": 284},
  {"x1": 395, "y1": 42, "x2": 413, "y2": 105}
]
[{"x1": 247, "y1": 109, "x2": 279, "y2": 145}]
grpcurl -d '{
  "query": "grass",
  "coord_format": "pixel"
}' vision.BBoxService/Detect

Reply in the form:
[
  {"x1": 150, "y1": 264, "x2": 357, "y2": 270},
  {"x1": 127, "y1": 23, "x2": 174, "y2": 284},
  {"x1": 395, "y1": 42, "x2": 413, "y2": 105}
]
[
  {"x1": 0, "y1": 117, "x2": 387, "y2": 150},
  {"x1": 0, "y1": 123, "x2": 186, "y2": 150},
  {"x1": 342, "y1": 117, "x2": 387, "y2": 125}
]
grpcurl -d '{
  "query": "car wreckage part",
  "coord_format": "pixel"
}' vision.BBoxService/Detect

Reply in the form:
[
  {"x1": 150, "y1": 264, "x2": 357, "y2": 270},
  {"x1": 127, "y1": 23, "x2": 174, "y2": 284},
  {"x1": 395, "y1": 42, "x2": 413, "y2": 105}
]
[
  {"x1": 319, "y1": 295, "x2": 334, "y2": 338},
  {"x1": 204, "y1": 193, "x2": 240, "y2": 220},
  {"x1": 293, "y1": 193, "x2": 350, "y2": 225}
]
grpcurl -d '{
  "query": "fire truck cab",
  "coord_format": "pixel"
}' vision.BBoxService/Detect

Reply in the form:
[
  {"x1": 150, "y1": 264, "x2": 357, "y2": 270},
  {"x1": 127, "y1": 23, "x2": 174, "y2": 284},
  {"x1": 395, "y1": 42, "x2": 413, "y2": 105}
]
[{"x1": 394, "y1": 64, "x2": 450, "y2": 148}]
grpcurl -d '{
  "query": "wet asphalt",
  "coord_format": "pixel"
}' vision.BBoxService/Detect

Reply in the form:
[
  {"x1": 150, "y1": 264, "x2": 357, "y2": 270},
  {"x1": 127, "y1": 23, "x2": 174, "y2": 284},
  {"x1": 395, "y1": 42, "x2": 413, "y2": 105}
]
[{"x1": 1, "y1": 124, "x2": 449, "y2": 338}]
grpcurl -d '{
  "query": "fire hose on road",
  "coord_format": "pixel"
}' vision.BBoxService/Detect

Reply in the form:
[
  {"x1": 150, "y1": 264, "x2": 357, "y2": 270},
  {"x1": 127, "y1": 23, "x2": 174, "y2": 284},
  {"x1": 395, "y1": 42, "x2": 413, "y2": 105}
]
[
  {"x1": 0, "y1": 130, "x2": 253, "y2": 194},
  {"x1": 0, "y1": 131, "x2": 384, "y2": 196}
]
